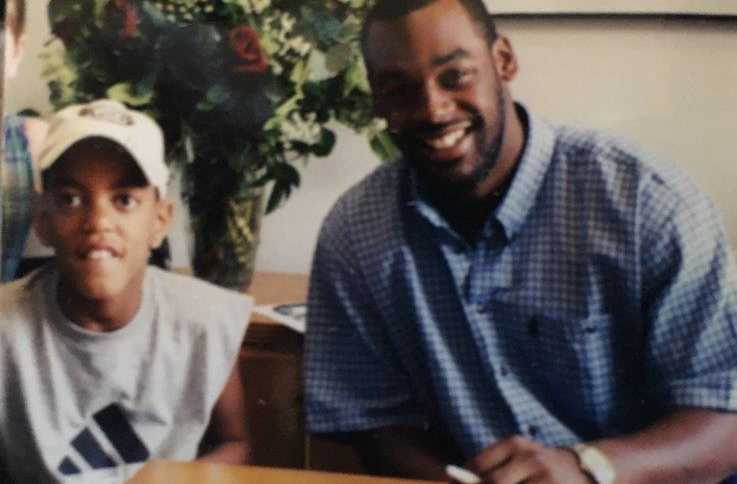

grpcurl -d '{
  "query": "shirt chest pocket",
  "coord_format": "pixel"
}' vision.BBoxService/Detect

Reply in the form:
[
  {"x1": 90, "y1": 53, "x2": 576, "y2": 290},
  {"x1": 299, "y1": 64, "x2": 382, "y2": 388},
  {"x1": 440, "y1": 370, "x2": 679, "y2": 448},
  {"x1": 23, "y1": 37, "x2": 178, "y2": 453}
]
[{"x1": 489, "y1": 301, "x2": 622, "y2": 420}]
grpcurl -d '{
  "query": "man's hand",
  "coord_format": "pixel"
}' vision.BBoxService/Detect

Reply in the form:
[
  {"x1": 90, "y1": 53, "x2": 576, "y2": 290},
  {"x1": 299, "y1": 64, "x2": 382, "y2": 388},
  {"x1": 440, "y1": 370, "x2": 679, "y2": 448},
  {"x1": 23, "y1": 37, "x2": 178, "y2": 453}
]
[{"x1": 464, "y1": 436, "x2": 592, "y2": 484}]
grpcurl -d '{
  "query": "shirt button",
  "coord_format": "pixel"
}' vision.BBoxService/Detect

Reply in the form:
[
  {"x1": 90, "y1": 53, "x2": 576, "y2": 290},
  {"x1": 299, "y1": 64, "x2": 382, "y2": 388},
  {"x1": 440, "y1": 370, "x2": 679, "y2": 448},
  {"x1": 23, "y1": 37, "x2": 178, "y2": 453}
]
[
  {"x1": 499, "y1": 366, "x2": 508, "y2": 377},
  {"x1": 527, "y1": 425, "x2": 539, "y2": 437}
]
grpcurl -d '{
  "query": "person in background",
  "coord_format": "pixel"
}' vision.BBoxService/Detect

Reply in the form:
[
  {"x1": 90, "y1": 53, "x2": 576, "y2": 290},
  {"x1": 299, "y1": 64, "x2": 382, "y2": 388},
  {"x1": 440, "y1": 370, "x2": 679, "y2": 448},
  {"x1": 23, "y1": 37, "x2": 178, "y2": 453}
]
[
  {"x1": 1, "y1": 0, "x2": 49, "y2": 282},
  {"x1": 304, "y1": 0, "x2": 737, "y2": 482},
  {"x1": 0, "y1": 99, "x2": 252, "y2": 481}
]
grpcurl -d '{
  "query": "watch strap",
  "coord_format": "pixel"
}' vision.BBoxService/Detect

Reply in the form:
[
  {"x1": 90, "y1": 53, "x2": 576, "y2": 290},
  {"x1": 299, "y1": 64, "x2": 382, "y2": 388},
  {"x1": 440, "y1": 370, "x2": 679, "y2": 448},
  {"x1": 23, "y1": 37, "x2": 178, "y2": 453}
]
[{"x1": 571, "y1": 444, "x2": 616, "y2": 484}]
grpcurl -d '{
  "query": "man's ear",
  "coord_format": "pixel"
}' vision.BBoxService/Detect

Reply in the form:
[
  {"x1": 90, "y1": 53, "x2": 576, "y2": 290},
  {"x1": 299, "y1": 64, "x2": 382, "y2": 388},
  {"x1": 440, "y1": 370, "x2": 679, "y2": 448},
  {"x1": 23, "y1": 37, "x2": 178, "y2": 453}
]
[
  {"x1": 149, "y1": 198, "x2": 174, "y2": 250},
  {"x1": 491, "y1": 36, "x2": 518, "y2": 82}
]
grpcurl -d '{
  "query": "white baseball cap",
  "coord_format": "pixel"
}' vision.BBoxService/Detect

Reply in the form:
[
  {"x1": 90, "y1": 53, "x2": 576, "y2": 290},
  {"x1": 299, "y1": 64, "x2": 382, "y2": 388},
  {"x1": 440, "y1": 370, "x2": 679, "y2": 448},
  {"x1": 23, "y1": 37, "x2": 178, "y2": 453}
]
[{"x1": 38, "y1": 99, "x2": 170, "y2": 196}]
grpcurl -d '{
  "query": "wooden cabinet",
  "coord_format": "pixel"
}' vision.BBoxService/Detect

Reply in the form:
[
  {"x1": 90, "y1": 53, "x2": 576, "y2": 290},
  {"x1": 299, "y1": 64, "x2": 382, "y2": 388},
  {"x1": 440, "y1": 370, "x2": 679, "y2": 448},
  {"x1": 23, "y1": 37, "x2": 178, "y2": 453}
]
[
  {"x1": 242, "y1": 272, "x2": 365, "y2": 473},
  {"x1": 241, "y1": 324, "x2": 304, "y2": 468},
  {"x1": 241, "y1": 272, "x2": 308, "y2": 469}
]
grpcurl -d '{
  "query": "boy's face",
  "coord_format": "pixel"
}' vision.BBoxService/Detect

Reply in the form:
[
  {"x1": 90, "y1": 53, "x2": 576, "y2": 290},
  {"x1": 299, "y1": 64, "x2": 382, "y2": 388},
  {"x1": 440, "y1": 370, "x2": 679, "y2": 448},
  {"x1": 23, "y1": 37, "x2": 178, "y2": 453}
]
[{"x1": 35, "y1": 141, "x2": 173, "y2": 303}]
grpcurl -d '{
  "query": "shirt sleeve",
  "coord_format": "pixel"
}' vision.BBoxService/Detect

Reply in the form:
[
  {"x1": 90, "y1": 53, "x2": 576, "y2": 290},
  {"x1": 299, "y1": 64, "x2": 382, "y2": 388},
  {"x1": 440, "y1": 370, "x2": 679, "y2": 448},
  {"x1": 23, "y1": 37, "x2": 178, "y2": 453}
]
[
  {"x1": 640, "y1": 174, "x2": 737, "y2": 412},
  {"x1": 304, "y1": 202, "x2": 425, "y2": 434}
]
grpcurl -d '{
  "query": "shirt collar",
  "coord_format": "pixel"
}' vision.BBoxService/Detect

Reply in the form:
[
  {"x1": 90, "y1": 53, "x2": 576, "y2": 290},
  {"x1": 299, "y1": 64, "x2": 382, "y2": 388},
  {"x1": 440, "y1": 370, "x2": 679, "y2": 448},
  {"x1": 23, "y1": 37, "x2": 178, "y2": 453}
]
[{"x1": 494, "y1": 103, "x2": 556, "y2": 241}]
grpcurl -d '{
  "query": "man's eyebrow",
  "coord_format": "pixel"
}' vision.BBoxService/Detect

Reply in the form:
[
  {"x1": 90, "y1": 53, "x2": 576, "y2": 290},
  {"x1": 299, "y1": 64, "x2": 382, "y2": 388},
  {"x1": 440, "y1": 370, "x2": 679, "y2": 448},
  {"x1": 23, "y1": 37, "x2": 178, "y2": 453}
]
[{"x1": 432, "y1": 48, "x2": 469, "y2": 66}]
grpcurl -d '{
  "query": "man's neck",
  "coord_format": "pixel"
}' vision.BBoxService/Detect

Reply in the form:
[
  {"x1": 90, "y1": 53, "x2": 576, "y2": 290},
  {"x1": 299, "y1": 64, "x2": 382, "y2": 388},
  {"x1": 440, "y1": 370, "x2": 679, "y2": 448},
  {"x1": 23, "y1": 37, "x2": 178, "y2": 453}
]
[
  {"x1": 430, "y1": 100, "x2": 528, "y2": 243},
  {"x1": 56, "y1": 281, "x2": 143, "y2": 333}
]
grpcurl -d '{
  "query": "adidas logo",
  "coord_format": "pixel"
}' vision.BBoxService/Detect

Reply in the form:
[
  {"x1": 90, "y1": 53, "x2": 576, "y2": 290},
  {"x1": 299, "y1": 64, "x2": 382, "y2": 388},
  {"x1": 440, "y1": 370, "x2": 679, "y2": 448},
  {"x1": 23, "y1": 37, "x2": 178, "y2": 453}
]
[{"x1": 57, "y1": 403, "x2": 149, "y2": 475}]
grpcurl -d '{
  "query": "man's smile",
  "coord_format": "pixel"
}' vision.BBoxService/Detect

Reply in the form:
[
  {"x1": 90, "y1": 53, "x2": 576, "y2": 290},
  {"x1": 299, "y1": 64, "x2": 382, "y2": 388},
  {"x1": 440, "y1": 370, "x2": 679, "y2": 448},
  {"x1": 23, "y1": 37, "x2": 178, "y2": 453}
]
[
  {"x1": 406, "y1": 118, "x2": 480, "y2": 163},
  {"x1": 420, "y1": 120, "x2": 473, "y2": 151}
]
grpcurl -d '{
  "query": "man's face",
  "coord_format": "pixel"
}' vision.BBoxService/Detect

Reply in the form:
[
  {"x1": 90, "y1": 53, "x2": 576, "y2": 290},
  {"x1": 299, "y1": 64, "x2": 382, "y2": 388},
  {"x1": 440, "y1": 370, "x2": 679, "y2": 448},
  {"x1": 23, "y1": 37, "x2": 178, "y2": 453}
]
[
  {"x1": 365, "y1": 0, "x2": 511, "y2": 193},
  {"x1": 36, "y1": 142, "x2": 172, "y2": 304}
]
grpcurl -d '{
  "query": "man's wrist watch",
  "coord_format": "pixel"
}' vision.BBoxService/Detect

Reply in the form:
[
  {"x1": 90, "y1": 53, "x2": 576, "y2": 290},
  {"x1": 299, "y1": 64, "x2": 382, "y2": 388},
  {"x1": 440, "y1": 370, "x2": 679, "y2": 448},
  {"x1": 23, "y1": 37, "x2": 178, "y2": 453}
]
[{"x1": 571, "y1": 444, "x2": 616, "y2": 484}]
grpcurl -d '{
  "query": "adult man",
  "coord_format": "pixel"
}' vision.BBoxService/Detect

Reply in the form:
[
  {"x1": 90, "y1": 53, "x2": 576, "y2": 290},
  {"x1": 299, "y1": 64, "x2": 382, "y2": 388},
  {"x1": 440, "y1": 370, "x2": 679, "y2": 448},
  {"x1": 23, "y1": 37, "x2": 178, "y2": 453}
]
[
  {"x1": 1, "y1": 0, "x2": 49, "y2": 281},
  {"x1": 304, "y1": 0, "x2": 737, "y2": 482}
]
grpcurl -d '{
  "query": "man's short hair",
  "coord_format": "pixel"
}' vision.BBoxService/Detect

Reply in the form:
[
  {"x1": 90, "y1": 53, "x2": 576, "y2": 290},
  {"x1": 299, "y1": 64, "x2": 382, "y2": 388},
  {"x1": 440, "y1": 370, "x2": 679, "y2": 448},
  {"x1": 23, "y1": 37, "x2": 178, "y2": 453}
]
[
  {"x1": 2, "y1": 0, "x2": 26, "y2": 39},
  {"x1": 360, "y1": 0, "x2": 498, "y2": 59}
]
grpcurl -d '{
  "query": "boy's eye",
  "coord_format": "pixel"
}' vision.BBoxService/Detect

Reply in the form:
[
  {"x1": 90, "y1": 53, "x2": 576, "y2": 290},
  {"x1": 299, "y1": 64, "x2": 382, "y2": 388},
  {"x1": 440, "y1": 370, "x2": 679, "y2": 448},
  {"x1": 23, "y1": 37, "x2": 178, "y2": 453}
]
[
  {"x1": 114, "y1": 193, "x2": 141, "y2": 210},
  {"x1": 52, "y1": 192, "x2": 82, "y2": 210}
]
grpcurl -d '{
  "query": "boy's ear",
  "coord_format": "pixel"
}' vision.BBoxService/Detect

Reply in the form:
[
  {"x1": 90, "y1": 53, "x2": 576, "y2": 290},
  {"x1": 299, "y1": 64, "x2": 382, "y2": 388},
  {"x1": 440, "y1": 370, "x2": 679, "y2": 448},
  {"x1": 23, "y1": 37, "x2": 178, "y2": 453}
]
[
  {"x1": 33, "y1": 203, "x2": 54, "y2": 248},
  {"x1": 149, "y1": 198, "x2": 174, "y2": 250}
]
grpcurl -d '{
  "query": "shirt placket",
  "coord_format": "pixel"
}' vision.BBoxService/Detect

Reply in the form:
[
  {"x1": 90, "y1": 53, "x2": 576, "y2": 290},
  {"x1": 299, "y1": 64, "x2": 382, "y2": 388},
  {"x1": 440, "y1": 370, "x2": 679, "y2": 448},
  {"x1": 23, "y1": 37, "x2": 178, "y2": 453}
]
[{"x1": 463, "y1": 235, "x2": 545, "y2": 440}]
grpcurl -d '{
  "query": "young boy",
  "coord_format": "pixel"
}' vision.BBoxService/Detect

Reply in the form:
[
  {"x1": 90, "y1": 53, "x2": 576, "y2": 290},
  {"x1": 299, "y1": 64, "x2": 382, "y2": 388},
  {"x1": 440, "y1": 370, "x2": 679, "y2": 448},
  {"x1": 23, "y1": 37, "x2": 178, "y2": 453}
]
[{"x1": 0, "y1": 99, "x2": 252, "y2": 481}]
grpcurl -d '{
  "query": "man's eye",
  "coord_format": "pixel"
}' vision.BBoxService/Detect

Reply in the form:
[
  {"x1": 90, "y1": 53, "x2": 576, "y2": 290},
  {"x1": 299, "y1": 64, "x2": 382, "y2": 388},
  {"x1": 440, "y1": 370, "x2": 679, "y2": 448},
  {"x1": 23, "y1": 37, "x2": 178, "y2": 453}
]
[
  {"x1": 114, "y1": 193, "x2": 140, "y2": 210},
  {"x1": 53, "y1": 192, "x2": 82, "y2": 209},
  {"x1": 439, "y1": 68, "x2": 474, "y2": 89}
]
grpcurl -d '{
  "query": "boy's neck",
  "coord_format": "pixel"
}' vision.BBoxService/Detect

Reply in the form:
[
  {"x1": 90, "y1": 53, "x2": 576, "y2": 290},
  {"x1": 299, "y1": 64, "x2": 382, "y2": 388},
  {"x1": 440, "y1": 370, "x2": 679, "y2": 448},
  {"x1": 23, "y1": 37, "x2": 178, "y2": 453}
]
[{"x1": 56, "y1": 281, "x2": 144, "y2": 333}]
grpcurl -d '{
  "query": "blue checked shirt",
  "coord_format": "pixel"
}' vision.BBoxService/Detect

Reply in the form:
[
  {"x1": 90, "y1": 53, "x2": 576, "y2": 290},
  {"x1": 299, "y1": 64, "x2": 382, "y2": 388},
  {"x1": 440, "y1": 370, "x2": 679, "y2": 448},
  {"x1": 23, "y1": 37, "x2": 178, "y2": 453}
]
[
  {"x1": 1, "y1": 114, "x2": 35, "y2": 282},
  {"x1": 304, "y1": 104, "x2": 737, "y2": 466}
]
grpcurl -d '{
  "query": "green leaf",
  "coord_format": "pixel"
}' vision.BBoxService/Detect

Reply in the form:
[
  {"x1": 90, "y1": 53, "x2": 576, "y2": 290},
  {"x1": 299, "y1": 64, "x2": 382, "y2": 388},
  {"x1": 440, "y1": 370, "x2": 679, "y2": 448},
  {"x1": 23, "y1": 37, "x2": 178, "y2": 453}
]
[
  {"x1": 197, "y1": 85, "x2": 229, "y2": 112},
  {"x1": 301, "y1": 5, "x2": 343, "y2": 45},
  {"x1": 312, "y1": 128, "x2": 336, "y2": 157},
  {"x1": 134, "y1": 73, "x2": 157, "y2": 99},
  {"x1": 343, "y1": 57, "x2": 370, "y2": 95},
  {"x1": 369, "y1": 131, "x2": 400, "y2": 161},
  {"x1": 336, "y1": 16, "x2": 363, "y2": 43},
  {"x1": 265, "y1": 163, "x2": 301, "y2": 213},
  {"x1": 289, "y1": 60, "x2": 309, "y2": 87},
  {"x1": 93, "y1": 0, "x2": 107, "y2": 18},
  {"x1": 306, "y1": 49, "x2": 333, "y2": 82},
  {"x1": 325, "y1": 44, "x2": 352, "y2": 74},
  {"x1": 106, "y1": 82, "x2": 153, "y2": 106},
  {"x1": 140, "y1": 1, "x2": 170, "y2": 28}
]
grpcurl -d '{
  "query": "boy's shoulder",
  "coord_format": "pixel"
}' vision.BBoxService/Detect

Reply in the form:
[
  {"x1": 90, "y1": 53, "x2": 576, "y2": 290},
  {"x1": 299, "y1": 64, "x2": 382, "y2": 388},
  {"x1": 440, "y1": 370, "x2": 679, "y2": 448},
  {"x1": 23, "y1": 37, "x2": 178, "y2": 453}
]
[
  {"x1": 0, "y1": 269, "x2": 47, "y2": 320},
  {"x1": 146, "y1": 266, "x2": 253, "y2": 330}
]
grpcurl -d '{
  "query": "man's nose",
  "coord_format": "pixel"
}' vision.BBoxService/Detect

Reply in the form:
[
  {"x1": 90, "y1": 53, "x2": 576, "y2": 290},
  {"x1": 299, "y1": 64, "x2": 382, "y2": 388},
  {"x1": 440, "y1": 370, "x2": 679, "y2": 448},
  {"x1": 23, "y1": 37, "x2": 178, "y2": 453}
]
[
  {"x1": 415, "y1": 81, "x2": 453, "y2": 122},
  {"x1": 83, "y1": 198, "x2": 115, "y2": 232}
]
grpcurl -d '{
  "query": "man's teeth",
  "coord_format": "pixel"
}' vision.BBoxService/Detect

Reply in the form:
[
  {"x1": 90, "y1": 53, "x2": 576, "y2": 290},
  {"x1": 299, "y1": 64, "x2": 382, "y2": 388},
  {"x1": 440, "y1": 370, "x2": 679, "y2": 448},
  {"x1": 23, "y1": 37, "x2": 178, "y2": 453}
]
[
  {"x1": 424, "y1": 125, "x2": 469, "y2": 150},
  {"x1": 87, "y1": 249, "x2": 114, "y2": 260}
]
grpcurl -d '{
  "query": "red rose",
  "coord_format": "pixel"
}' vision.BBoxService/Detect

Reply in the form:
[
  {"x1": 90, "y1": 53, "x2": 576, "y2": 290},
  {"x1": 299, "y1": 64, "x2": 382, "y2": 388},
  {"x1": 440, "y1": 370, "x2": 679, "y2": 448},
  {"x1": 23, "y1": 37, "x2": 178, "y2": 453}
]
[
  {"x1": 228, "y1": 25, "x2": 269, "y2": 74},
  {"x1": 104, "y1": 0, "x2": 140, "y2": 40}
]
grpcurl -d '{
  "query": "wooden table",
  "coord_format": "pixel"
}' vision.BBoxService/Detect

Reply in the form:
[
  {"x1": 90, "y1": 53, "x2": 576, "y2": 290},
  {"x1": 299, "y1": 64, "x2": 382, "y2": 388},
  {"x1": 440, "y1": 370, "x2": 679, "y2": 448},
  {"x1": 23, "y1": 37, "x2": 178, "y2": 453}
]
[
  {"x1": 129, "y1": 461, "x2": 442, "y2": 483},
  {"x1": 248, "y1": 271, "x2": 310, "y2": 314}
]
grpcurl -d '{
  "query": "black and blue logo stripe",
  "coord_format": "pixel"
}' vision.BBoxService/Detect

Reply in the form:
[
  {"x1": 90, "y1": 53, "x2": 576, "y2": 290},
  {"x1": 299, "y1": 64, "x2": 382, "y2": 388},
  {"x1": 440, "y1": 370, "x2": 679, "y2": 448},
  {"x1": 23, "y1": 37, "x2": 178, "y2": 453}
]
[{"x1": 58, "y1": 403, "x2": 150, "y2": 475}]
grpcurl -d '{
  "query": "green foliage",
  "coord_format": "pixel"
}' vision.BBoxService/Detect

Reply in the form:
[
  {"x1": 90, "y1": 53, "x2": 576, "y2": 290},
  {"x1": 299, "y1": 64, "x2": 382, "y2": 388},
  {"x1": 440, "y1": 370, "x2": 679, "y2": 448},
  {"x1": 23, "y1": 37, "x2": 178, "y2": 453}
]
[{"x1": 42, "y1": 0, "x2": 389, "y2": 257}]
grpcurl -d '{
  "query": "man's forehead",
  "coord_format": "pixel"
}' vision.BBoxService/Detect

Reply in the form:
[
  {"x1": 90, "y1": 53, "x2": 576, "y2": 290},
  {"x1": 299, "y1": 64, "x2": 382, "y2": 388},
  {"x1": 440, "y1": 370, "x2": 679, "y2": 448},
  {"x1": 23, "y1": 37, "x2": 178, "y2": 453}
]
[{"x1": 365, "y1": 0, "x2": 486, "y2": 70}]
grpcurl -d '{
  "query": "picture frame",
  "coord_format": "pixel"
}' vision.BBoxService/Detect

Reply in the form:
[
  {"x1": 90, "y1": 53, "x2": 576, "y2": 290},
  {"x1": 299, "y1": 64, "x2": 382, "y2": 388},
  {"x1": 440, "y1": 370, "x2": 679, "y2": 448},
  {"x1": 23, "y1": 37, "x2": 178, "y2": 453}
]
[{"x1": 488, "y1": 0, "x2": 737, "y2": 16}]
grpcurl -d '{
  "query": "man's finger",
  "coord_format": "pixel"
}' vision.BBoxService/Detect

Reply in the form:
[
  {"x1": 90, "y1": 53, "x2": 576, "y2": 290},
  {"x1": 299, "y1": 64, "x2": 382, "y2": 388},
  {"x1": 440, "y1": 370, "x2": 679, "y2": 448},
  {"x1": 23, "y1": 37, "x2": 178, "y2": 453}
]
[
  {"x1": 469, "y1": 435, "x2": 538, "y2": 474},
  {"x1": 482, "y1": 452, "x2": 542, "y2": 484}
]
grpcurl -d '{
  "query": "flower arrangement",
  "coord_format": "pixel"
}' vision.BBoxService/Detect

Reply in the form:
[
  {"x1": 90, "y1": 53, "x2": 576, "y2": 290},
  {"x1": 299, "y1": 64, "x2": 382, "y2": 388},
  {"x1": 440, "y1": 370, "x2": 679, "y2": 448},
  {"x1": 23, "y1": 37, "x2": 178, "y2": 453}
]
[{"x1": 42, "y1": 0, "x2": 396, "y2": 286}]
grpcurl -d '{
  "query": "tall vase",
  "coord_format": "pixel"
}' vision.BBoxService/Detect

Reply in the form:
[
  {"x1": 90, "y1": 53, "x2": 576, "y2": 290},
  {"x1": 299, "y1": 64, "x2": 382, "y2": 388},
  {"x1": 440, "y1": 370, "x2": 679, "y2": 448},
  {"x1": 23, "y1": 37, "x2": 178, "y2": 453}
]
[{"x1": 191, "y1": 188, "x2": 264, "y2": 291}]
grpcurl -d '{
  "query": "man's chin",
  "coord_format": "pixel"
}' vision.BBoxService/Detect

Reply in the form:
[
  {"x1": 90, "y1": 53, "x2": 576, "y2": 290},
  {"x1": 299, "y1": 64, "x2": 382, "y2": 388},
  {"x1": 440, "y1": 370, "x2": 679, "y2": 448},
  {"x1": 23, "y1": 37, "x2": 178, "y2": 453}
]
[{"x1": 411, "y1": 153, "x2": 488, "y2": 188}]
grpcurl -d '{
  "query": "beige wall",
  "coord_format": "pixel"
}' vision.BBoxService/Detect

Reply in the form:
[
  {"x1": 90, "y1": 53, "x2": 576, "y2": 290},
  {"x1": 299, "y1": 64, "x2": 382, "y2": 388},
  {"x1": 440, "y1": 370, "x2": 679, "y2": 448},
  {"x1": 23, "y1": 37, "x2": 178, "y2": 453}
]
[{"x1": 8, "y1": 4, "x2": 737, "y2": 274}]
